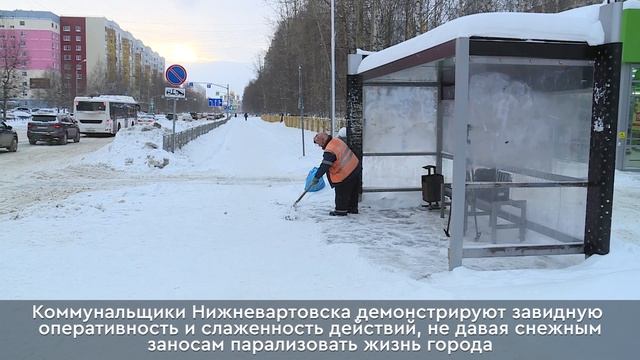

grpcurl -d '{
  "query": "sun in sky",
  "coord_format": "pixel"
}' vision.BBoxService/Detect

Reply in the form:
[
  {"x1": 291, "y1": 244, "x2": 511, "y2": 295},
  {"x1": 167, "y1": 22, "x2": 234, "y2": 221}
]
[{"x1": 168, "y1": 44, "x2": 200, "y2": 63}]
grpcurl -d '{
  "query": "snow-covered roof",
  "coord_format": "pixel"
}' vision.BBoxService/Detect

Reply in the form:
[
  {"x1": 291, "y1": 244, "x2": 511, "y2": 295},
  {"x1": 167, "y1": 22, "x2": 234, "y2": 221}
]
[
  {"x1": 75, "y1": 95, "x2": 138, "y2": 104},
  {"x1": 625, "y1": 0, "x2": 640, "y2": 10},
  {"x1": 358, "y1": 1, "x2": 640, "y2": 75}
]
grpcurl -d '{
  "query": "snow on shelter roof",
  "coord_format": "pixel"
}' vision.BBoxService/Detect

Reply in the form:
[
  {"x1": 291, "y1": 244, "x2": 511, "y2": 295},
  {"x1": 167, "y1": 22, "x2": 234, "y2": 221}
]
[{"x1": 358, "y1": 4, "x2": 609, "y2": 75}]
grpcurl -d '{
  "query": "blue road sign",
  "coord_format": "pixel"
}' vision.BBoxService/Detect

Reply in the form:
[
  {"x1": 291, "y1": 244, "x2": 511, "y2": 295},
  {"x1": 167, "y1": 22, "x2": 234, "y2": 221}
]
[
  {"x1": 165, "y1": 64, "x2": 187, "y2": 86},
  {"x1": 208, "y1": 98, "x2": 223, "y2": 107}
]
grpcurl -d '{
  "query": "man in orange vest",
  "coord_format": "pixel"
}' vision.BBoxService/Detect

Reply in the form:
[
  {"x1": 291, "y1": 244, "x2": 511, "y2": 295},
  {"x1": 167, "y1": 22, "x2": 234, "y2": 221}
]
[{"x1": 310, "y1": 131, "x2": 361, "y2": 216}]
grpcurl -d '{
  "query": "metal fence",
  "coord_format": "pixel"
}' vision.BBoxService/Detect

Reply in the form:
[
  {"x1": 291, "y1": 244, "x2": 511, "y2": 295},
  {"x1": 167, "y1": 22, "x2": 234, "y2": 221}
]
[{"x1": 162, "y1": 118, "x2": 229, "y2": 152}]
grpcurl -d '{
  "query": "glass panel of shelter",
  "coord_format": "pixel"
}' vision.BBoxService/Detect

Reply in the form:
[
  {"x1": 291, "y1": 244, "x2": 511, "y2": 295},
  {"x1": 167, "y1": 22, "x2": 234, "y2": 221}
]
[
  {"x1": 624, "y1": 66, "x2": 640, "y2": 169},
  {"x1": 361, "y1": 63, "x2": 442, "y2": 201},
  {"x1": 462, "y1": 57, "x2": 593, "y2": 248}
]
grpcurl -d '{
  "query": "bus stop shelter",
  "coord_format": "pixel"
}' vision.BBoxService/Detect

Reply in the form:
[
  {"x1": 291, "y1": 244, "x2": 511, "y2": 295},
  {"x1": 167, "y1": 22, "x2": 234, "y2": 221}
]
[{"x1": 345, "y1": 3, "x2": 622, "y2": 269}]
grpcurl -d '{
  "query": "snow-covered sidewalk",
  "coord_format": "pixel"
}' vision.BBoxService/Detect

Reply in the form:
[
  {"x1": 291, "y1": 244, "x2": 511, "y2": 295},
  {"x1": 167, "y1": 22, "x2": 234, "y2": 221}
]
[{"x1": 1, "y1": 116, "x2": 639, "y2": 299}]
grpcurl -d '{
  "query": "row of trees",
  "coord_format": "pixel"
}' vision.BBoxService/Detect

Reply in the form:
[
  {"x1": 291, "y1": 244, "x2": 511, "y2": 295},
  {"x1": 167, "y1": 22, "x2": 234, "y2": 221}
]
[{"x1": 242, "y1": 0, "x2": 602, "y2": 116}]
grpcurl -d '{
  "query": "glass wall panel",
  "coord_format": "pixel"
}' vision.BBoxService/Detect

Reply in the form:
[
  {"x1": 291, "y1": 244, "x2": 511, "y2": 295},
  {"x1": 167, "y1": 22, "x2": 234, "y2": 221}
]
[
  {"x1": 442, "y1": 99, "x2": 455, "y2": 154},
  {"x1": 370, "y1": 64, "x2": 438, "y2": 83},
  {"x1": 363, "y1": 156, "x2": 437, "y2": 188},
  {"x1": 463, "y1": 59, "x2": 593, "y2": 246},
  {"x1": 624, "y1": 66, "x2": 640, "y2": 169},
  {"x1": 363, "y1": 85, "x2": 437, "y2": 153}
]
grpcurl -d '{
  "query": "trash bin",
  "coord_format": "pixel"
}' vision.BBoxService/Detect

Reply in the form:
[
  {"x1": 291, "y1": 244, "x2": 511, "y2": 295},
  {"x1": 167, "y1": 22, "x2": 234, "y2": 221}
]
[{"x1": 421, "y1": 165, "x2": 443, "y2": 209}]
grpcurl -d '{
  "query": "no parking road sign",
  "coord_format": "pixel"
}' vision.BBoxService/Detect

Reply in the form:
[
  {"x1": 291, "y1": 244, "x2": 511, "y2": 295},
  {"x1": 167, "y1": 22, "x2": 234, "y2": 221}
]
[{"x1": 165, "y1": 64, "x2": 188, "y2": 86}]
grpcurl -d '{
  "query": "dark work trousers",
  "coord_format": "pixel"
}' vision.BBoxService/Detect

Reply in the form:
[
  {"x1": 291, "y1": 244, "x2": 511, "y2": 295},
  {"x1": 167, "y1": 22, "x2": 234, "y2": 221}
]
[{"x1": 334, "y1": 168, "x2": 361, "y2": 212}]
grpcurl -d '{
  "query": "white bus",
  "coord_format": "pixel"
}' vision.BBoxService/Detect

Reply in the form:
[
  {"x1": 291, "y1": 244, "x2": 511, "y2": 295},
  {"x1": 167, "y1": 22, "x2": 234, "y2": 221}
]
[{"x1": 74, "y1": 95, "x2": 139, "y2": 135}]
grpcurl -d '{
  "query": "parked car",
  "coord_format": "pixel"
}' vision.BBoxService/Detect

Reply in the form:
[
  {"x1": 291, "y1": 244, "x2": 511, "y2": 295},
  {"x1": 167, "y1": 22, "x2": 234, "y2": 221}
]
[
  {"x1": 27, "y1": 113, "x2": 80, "y2": 145},
  {"x1": 0, "y1": 121, "x2": 18, "y2": 152},
  {"x1": 137, "y1": 114, "x2": 156, "y2": 125}
]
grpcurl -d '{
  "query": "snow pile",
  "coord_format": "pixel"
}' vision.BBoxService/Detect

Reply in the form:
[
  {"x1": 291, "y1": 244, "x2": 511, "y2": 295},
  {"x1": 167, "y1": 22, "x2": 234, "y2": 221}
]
[
  {"x1": 82, "y1": 125, "x2": 177, "y2": 170},
  {"x1": 172, "y1": 117, "x2": 322, "y2": 179},
  {"x1": 154, "y1": 117, "x2": 213, "y2": 132},
  {"x1": 4, "y1": 118, "x2": 29, "y2": 130}
]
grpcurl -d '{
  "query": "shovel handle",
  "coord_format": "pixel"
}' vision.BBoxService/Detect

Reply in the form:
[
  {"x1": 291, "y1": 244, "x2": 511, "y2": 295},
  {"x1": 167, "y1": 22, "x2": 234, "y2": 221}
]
[{"x1": 293, "y1": 188, "x2": 310, "y2": 206}]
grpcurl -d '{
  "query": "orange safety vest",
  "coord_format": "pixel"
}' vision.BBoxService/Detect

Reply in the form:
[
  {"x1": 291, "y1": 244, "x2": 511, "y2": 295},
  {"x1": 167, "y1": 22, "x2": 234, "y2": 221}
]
[{"x1": 324, "y1": 137, "x2": 359, "y2": 184}]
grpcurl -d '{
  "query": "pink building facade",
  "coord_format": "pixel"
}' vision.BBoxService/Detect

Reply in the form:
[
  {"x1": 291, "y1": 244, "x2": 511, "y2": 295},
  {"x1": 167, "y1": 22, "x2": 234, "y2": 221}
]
[{"x1": 0, "y1": 10, "x2": 60, "y2": 105}]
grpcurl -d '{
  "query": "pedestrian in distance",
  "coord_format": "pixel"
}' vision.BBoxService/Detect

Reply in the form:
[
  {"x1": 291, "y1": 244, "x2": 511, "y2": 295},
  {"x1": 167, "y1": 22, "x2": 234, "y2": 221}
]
[
  {"x1": 309, "y1": 132, "x2": 361, "y2": 216},
  {"x1": 244, "y1": 112, "x2": 248, "y2": 121},
  {"x1": 280, "y1": 113, "x2": 284, "y2": 123}
]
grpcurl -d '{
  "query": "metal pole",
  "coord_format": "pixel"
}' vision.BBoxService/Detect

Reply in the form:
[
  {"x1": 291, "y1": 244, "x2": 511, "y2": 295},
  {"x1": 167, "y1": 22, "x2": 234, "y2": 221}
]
[
  {"x1": 299, "y1": 65, "x2": 305, "y2": 157},
  {"x1": 227, "y1": 84, "x2": 230, "y2": 119},
  {"x1": 331, "y1": 0, "x2": 336, "y2": 136},
  {"x1": 172, "y1": 98, "x2": 177, "y2": 153}
]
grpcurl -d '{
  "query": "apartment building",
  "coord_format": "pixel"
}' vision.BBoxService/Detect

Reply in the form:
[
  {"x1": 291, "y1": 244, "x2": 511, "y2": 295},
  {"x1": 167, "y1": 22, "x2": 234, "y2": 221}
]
[
  {"x1": 63, "y1": 16, "x2": 165, "y2": 99},
  {"x1": 0, "y1": 10, "x2": 60, "y2": 106},
  {"x1": 0, "y1": 10, "x2": 165, "y2": 106},
  {"x1": 59, "y1": 17, "x2": 86, "y2": 97}
]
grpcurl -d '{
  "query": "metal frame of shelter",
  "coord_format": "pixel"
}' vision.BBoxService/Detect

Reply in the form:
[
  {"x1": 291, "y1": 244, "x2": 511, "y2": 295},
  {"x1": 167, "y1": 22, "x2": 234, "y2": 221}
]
[{"x1": 346, "y1": 30, "x2": 620, "y2": 270}]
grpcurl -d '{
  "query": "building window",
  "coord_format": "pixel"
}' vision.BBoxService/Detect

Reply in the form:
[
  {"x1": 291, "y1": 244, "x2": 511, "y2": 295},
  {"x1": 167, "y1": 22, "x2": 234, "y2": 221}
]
[
  {"x1": 76, "y1": 74, "x2": 82, "y2": 80},
  {"x1": 76, "y1": 55, "x2": 82, "y2": 61},
  {"x1": 63, "y1": 35, "x2": 70, "y2": 41},
  {"x1": 76, "y1": 64, "x2": 82, "y2": 70},
  {"x1": 76, "y1": 45, "x2": 81, "y2": 51},
  {"x1": 19, "y1": 21, "x2": 25, "y2": 26},
  {"x1": 22, "y1": 71, "x2": 27, "y2": 76},
  {"x1": 64, "y1": 55, "x2": 71, "y2": 61},
  {"x1": 64, "y1": 64, "x2": 71, "y2": 70},
  {"x1": 65, "y1": 74, "x2": 71, "y2": 80},
  {"x1": 63, "y1": 45, "x2": 71, "y2": 51},
  {"x1": 63, "y1": 25, "x2": 70, "y2": 32},
  {"x1": 75, "y1": 26, "x2": 81, "y2": 32},
  {"x1": 75, "y1": 35, "x2": 81, "y2": 42}
]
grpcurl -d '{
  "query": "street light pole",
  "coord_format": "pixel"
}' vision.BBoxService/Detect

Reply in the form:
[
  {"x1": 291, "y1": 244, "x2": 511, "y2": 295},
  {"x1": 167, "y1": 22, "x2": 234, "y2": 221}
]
[
  {"x1": 331, "y1": 0, "x2": 336, "y2": 136},
  {"x1": 299, "y1": 64, "x2": 305, "y2": 157}
]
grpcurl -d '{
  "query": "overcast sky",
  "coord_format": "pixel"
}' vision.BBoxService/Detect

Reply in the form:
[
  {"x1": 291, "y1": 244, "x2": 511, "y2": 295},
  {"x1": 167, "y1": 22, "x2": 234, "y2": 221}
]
[{"x1": 4, "y1": 0, "x2": 278, "y2": 94}]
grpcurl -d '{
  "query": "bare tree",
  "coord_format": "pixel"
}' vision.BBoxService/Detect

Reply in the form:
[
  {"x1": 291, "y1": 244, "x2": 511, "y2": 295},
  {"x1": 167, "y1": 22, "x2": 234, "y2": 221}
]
[
  {"x1": 33, "y1": 69, "x2": 72, "y2": 110},
  {"x1": 0, "y1": 31, "x2": 28, "y2": 120},
  {"x1": 242, "y1": 0, "x2": 602, "y2": 116}
]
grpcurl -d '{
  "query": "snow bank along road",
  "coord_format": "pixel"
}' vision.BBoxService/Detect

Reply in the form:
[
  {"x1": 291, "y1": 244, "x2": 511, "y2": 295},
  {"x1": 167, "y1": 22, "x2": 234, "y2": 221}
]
[
  {"x1": 0, "y1": 127, "x2": 114, "y2": 216},
  {"x1": 1, "y1": 117, "x2": 640, "y2": 299}
]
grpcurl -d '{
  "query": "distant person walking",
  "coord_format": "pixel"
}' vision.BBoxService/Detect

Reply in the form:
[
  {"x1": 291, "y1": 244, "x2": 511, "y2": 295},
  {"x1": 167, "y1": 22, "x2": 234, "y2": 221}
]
[
  {"x1": 308, "y1": 132, "x2": 361, "y2": 216},
  {"x1": 244, "y1": 112, "x2": 248, "y2": 121}
]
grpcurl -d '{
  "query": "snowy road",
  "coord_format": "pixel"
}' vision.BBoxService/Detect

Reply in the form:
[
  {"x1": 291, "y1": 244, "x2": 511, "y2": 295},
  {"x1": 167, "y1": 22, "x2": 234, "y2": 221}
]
[
  {"x1": 1, "y1": 117, "x2": 640, "y2": 299},
  {"x1": 0, "y1": 127, "x2": 114, "y2": 216}
]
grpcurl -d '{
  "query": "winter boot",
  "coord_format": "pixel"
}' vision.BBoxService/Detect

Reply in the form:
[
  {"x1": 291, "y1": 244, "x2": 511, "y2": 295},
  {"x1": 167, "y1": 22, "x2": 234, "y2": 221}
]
[{"x1": 329, "y1": 210, "x2": 348, "y2": 216}]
